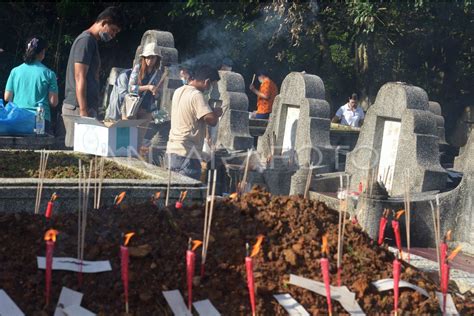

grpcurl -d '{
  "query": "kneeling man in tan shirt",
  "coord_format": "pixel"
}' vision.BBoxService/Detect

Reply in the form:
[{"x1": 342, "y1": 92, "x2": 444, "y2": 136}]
[{"x1": 166, "y1": 65, "x2": 222, "y2": 180}]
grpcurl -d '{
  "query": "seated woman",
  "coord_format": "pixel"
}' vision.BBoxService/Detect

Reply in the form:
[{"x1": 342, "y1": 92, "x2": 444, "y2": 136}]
[
  {"x1": 4, "y1": 37, "x2": 58, "y2": 134},
  {"x1": 127, "y1": 42, "x2": 164, "y2": 149},
  {"x1": 104, "y1": 68, "x2": 132, "y2": 121}
]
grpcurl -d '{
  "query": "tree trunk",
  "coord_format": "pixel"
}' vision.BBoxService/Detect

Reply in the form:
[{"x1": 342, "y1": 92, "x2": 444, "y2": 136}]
[
  {"x1": 315, "y1": 19, "x2": 345, "y2": 111},
  {"x1": 355, "y1": 34, "x2": 374, "y2": 110}
]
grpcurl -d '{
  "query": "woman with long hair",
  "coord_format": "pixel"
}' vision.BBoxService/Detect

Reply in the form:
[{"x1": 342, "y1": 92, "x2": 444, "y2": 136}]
[
  {"x1": 4, "y1": 36, "x2": 59, "y2": 134},
  {"x1": 127, "y1": 42, "x2": 164, "y2": 151}
]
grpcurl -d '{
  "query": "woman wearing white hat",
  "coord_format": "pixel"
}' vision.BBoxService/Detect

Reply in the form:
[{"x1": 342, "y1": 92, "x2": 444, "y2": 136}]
[{"x1": 128, "y1": 42, "x2": 164, "y2": 151}]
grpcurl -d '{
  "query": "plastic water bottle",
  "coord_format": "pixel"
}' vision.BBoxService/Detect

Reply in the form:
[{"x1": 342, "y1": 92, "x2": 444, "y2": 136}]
[{"x1": 35, "y1": 103, "x2": 45, "y2": 135}]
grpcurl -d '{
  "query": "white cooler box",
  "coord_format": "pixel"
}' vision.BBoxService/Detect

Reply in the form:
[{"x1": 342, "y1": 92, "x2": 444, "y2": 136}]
[{"x1": 72, "y1": 117, "x2": 146, "y2": 157}]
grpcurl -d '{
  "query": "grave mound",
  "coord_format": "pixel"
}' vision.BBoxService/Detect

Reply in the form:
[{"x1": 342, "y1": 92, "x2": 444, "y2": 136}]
[
  {"x1": 1, "y1": 187, "x2": 472, "y2": 314},
  {"x1": 0, "y1": 150, "x2": 148, "y2": 179}
]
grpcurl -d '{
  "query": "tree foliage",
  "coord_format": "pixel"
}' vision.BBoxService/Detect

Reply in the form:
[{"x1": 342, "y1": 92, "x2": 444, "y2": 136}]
[{"x1": 0, "y1": 1, "x2": 472, "y2": 139}]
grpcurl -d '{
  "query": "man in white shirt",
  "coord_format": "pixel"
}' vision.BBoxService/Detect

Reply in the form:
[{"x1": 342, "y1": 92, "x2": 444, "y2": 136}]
[
  {"x1": 166, "y1": 65, "x2": 222, "y2": 180},
  {"x1": 332, "y1": 93, "x2": 365, "y2": 127}
]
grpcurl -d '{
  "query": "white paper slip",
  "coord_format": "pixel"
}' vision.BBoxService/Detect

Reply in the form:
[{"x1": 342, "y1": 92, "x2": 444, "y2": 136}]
[
  {"x1": 337, "y1": 290, "x2": 366, "y2": 316},
  {"x1": 435, "y1": 292, "x2": 459, "y2": 316},
  {"x1": 54, "y1": 287, "x2": 83, "y2": 316},
  {"x1": 288, "y1": 274, "x2": 355, "y2": 300},
  {"x1": 37, "y1": 257, "x2": 112, "y2": 273},
  {"x1": 273, "y1": 293, "x2": 309, "y2": 316},
  {"x1": 288, "y1": 274, "x2": 366, "y2": 316},
  {"x1": 0, "y1": 290, "x2": 24, "y2": 316},
  {"x1": 193, "y1": 299, "x2": 221, "y2": 316},
  {"x1": 372, "y1": 279, "x2": 429, "y2": 297},
  {"x1": 63, "y1": 305, "x2": 96, "y2": 316},
  {"x1": 162, "y1": 290, "x2": 193, "y2": 316}
]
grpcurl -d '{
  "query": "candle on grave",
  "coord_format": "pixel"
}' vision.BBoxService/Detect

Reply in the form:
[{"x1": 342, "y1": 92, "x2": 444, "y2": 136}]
[
  {"x1": 393, "y1": 255, "x2": 401, "y2": 314},
  {"x1": 321, "y1": 234, "x2": 332, "y2": 315},
  {"x1": 121, "y1": 232, "x2": 135, "y2": 314},
  {"x1": 44, "y1": 229, "x2": 58, "y2": 306},
  {"x1": 246, "y1": 235, "x2": 264, "y2": 316},
  {"x1": 45, "y1": 192, "x2": 58, "y2": 219},
  {"x1": 186, "y1": 238, "x2": 202, "y2": 310},
  {"x1": 378, "y1": 209, "x2": 389, "y2": 245},
  {"x1": 391, "y1": 210, "x2": 405, "y2": 253}
]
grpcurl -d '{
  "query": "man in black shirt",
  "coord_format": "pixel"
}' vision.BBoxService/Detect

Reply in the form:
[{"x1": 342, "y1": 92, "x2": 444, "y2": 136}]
[{"x1": 62, "y1": 6, "x2": 125, "y2": 147}]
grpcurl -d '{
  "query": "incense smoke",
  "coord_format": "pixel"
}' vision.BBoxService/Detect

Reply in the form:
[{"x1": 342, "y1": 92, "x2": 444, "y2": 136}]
[{"x1": 178, "y1": 5, "x2": 284, "y2": 71}]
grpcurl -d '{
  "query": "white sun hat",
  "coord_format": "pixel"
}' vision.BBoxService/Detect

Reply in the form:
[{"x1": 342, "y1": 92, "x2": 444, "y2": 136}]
[{"x1": 140, "y1": 42, "x2": 162, "y2": 58}]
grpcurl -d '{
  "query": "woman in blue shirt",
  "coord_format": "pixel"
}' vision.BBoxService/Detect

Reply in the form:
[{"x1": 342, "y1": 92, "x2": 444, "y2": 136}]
[{"x1": 4, "y1": 37, "x2": 59, "y2": 133}]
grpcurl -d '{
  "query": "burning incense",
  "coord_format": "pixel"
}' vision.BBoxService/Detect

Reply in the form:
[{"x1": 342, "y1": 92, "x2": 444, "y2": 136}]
[
  {"x1": 95, "y1": 156, "x2": 105, "y2": 210},
  {"x1": 166, "y1": 162, "x2": 172, "y2": 206},
  {"x1": 121, "y1": 232, "x2": 135, "y2": 314},
  {"x1": 175, "y1": 191, "x2": 187, "y2": 209},
  {"x1": 436, "y1": 195, "x2": 442, "y2": 275},
  {"x1": 93, "y1": 156, "x2": 98, "y2": 209},
  {"x1": 441, "y1": 245, "x2": 463, "y2": 314},
  {"x1": 440, "y1": 231, "x2": 451, "y2": 274},
  {"x1": 35, "y1": 150, "x2": 50, "y2": 214},
  {"x1": 77, "y1": 160, "x2": 82, "y2": 262},
  {"x1": 430, "y1": 201, "x2": 441, "y2": 278},
  {"x1": 321, "y1": 234, "x2": 332, "y2": 315},
  {"x1": 151, "y1": 191, "x2": 161, "y2": 207},
  {"x1": 403, "y1": 170, "x2": 411, "y2": 262},
  {"x1": 393, "y1": 252, "x2": 401, "y2": 315},
  {"x1": 251, "y1": 74, "x2": 256, "y2": 86},
  {"x1": 240, "y1": 149, "x2": 252, "y2": 195},
  {"x1": 392, "y1": 210, "x2": 405, "y2": 254},
  {"x1": 378, "y1": 209, "x2": 390, "y2": 245},
  {"x1": 304, "y1": 164, "x2": 314, "y2": 199},
  {"x1": 336, "y1": 175, "x2": 350, "y2": 286},
  {"x1": 186, "y1": 238, "x2": 202, "y2": 310},
  {"x1": 44, "y1": 229, "x2": 58, "y2": 306},
  {"x1": 76, "y1": 162, "x2": 94, "y2": 286},
  {"x1": 336, "y1": 184, "x2": 344, "y2": 286},
  {"x1": 45, "y1": 192, "x2": 58, "y2": 219},
  {"x1": 245, "y1": 235, "x2": 264, "y2": 316},
  {"x1": 202, "y1": 170, "x2": 218, "y2": 277},
  {"x1": 114, "y1": 191, "x2": 126, "y2": 207},
  {"x1": 201, "y1": 170, "x2": 212, "y2": 277}
]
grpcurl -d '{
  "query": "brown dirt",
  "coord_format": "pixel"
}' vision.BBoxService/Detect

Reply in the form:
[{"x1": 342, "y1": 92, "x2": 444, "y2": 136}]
[
  {"x1": 0, "y1": 151, "x2": 147, "y2": 179},
  {"x1": 0, "y1": 187, "x2": 472, "y2": 315}
]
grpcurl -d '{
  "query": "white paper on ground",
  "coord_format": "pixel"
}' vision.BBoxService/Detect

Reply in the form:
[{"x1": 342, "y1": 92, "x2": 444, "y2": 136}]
[
  {"x1": 288, "y1": 274, "x2": 366, "y2": 316},
  {"x1": 37, "y1": 257, "x2": 112, "y2": 273},
  {"x1": 63, "y1": 305, "x2": 96, "y2": 316},
  {"x1": 435, "y1": 292, "x2": 459, "y2": 316},
  {"x1": 162, "y1": 290, "x2": 193, "y2": 316},
  {"x1": 0, "y1": 290, "x2": 24, "y2": 316},
  {"x1": 372, "y1": 279, "x2": 429, "y2": 297},
  {"x1": 193, "y1": 299, "x2": 221, "y2": 316},
  {"x1": 273, "y1": 293, "x2": 309, "y2": 316},
  {"x1": 54, "y1": 287, "x2": 83, "y2": 316}
]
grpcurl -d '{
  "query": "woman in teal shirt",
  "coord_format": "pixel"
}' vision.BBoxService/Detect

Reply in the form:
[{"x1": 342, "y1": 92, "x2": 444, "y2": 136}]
[{"x1": 4, "y1": 37, "x2": 59, "y2": 133}]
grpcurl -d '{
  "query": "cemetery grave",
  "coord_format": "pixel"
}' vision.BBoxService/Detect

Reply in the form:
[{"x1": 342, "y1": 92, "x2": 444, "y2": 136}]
[
  {"x1": 0, "y1": 150, "x2": 147, "y2": 179},
  {"x1": 1, "y1": 187, "x2": 473, "y2": 315},
  {"x1": 1, "y1": 17, "x2": 472, "y2": 315}
]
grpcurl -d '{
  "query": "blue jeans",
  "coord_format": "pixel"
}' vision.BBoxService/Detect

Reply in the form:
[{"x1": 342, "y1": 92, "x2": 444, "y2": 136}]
[
  {"x1": 167, "y1": 153, "x2": 202, "y2": 180},
  {"x1": 256, "y1": 113, "x2": 270, "y2": 119}
]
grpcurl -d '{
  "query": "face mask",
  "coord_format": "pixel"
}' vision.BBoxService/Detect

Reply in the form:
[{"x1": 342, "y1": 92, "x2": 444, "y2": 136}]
[
  {"x1": 99, "y1": 32, "x2": 112, "y2": 42},
  {"x1": 181, "y1": 78, "x2": 188, "y2": 85},
  {"x1": 258, "y1": 78, "x2": 264, "y2": 84}
]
